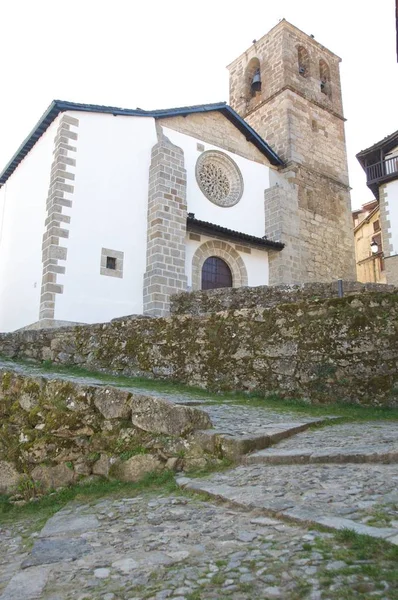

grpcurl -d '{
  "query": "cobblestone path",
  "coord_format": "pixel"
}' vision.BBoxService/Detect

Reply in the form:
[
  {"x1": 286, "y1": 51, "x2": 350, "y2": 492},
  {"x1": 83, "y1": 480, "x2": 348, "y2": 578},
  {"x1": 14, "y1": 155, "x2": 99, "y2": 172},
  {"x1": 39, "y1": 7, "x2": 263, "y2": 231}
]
[
  {"x1": 1, "y1": 359, "x2": 398, "y2": 598},
  {"x1": 1, "y1": 492, "x2": 397, "y2": 600}
]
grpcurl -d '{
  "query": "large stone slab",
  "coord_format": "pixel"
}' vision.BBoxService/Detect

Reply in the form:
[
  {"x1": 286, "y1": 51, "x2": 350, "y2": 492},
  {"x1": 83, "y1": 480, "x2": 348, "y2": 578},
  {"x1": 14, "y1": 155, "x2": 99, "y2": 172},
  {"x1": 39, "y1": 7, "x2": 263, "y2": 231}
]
[
  {"x1": 39, "y1": 511, "x2": 100, "y2": 538},
  {"x1": 21, "y1": 538, "x2": 89, "y2": 568},
  {"x1": 0, "y1": 566, "x2": 52, "y2": 600},
  {"x1": 130, "y1": 393, "x2": 212, "y2": 436}
]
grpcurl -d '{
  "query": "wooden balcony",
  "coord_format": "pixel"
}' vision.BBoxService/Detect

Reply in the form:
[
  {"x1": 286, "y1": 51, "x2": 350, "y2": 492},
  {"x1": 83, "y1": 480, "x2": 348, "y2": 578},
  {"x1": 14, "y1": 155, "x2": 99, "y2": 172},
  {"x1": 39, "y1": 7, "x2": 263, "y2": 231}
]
[{"x1": 365, "y1": 155, "x2": 398, "y2": 185}]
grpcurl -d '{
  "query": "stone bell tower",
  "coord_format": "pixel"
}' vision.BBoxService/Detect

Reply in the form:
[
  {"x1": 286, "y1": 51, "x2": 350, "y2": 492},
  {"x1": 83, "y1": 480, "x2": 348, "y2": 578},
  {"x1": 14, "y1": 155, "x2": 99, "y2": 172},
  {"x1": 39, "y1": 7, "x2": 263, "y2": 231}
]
[{"x1": 228, "y1": 19, "x2": 356, "y2": 284}]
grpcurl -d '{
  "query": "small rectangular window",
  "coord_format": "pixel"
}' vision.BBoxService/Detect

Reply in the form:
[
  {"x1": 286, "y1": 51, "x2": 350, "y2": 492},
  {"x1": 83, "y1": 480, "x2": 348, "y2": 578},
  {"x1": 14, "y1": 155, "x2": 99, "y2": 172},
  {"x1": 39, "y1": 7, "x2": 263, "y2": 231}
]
[
  {"x1": 373, "y1": 233, "x2": 382, "y2": 248},
  {"x1": 106, "y1": 256, "x2": 117, "y2": 270},
  {"x1": 373, "y1": 220, "x2": 381, "y2": 232},
  {"x1": 100, "y1": 247, "x2": 124, "y2": 278}
]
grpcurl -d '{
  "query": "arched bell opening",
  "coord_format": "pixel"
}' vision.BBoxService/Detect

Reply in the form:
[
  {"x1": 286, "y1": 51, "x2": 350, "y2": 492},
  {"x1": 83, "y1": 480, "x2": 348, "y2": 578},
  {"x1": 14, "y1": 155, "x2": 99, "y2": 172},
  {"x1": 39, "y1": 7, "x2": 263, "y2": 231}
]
[
  {"x1": 319, "y1": 58, "x2": 331, "y2": 98},
  {"x1": 297, "y1": 45, "x2": 310, "y2": 78},
  {"x1": 244, "y1": 57, "x2": 262, "y2": 100}
]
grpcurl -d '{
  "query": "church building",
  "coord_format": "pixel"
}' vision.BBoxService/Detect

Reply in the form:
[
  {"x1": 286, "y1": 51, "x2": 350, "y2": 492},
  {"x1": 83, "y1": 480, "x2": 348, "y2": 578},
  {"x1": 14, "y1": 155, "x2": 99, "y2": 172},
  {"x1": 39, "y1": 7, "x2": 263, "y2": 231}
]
[{"x1": 0, "y1": 20, "x2": 355, "y2": 332}]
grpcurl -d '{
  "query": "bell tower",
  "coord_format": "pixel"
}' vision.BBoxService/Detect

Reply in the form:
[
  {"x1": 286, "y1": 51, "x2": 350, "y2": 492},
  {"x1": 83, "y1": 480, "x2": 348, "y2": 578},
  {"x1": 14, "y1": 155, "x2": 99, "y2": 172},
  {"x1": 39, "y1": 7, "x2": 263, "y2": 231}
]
[{"x1": 228, "y1": 19, "x2": 355, "y2": 284}]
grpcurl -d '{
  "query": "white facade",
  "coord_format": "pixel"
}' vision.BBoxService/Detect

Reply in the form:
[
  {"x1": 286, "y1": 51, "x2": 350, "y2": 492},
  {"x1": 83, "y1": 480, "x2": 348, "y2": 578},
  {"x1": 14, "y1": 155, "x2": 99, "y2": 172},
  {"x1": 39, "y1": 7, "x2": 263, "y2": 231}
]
[
  {"x1": 385, "y1": 178, "x2": 398, "y2": 255},
  {"x1": 54, "y1": 111, "x2": 158, "y2": 324},
  {"x1": 163, "y1": 127, "x2": 271, "y2": 292},
  {"x1": 0, "y1": 119, "x2": 59, "y2": 332},
  {"x1": 162, "y1": 127, "x2": 270, "y2": 238},
  {"x1": 0, "y1": 107, "x2": 275, "y2": 332}
]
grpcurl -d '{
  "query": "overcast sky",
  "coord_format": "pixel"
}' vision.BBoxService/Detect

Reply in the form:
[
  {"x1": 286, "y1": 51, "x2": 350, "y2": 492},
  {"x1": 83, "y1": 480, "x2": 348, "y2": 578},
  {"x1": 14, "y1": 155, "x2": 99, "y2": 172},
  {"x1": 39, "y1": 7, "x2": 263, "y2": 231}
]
[{"x1": 1, "y1": 0, "x2": 397, "y2": 209}]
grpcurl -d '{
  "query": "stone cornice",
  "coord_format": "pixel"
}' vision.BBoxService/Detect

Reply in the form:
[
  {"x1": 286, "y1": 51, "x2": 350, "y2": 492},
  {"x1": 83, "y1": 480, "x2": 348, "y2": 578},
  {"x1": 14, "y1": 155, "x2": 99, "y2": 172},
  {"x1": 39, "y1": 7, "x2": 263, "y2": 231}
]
[{"x1": 246, "y1": 86, "x2": 346, "y2": 122}]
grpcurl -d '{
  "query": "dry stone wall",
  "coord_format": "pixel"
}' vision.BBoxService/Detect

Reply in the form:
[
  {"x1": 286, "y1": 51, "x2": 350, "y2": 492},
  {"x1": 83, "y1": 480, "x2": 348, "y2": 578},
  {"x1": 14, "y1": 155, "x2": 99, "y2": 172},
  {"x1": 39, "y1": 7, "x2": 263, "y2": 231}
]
[
  {"x1": 0, "y1": 369, "x2": 213, "y2": 495},
  {"x1": 1, "y1": 291, "x2": 398, "y2": 407},
  {"x1": 170, "y1": 282, "x2": 397, "y2": 316}
]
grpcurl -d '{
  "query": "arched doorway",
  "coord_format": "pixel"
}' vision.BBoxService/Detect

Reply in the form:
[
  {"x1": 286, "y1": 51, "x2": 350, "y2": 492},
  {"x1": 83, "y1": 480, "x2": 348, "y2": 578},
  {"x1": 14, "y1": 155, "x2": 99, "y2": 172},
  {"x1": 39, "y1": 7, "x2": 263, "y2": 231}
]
[{"x1": 201, "y1": 256, "x2": 233, "y2": 290}]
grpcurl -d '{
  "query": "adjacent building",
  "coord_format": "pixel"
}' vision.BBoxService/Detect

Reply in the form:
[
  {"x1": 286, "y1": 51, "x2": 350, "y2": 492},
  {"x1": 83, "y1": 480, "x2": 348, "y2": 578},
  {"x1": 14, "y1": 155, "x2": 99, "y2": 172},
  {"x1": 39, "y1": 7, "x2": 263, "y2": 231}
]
[
  {"x1": 357, "y1": 130, "x2": 398, "y2": 285},
  {"x1": 352, "y1": 200, "x2": 385, "y2": 283},
  {"x1": 0, "y1": 19, "x2": 355, "y2": 332}
]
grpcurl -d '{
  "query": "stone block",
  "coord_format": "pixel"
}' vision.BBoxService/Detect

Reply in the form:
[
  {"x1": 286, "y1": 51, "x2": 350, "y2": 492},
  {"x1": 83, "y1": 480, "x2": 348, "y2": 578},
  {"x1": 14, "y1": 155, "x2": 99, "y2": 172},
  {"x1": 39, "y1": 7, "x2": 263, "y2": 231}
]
[
  {"x1": 93, "y1": 387, "x2": 131, "y2": 419},
  {"x1": 0, "y1": 461, "x2": 20, "y2": 493},
  {"x1": 111, "y1": 454, "x2": 163, "y2": 482},
  {"x1": 92, "y1": 454, "x2": 111, "y2": 477},
  {"x1": 131, "y1": 393, "x2": 212, "y2": 436},
  {"x1": 31, "y1": 463, "x2": 76, "y2": 490}
]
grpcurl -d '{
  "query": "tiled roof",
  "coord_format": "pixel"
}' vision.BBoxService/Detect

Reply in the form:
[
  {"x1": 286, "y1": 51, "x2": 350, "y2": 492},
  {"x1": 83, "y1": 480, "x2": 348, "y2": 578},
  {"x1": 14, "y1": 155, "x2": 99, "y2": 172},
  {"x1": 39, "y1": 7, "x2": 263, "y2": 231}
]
[
  {"x1": 0, "y1": 100, "x2": 285, "y2": 187},
  {"x1": 357, "y1": 130, "x2": 398, "y2": 160},
  {"x1": 187, "y1": 216, "x2": 284, "y2": 250}
]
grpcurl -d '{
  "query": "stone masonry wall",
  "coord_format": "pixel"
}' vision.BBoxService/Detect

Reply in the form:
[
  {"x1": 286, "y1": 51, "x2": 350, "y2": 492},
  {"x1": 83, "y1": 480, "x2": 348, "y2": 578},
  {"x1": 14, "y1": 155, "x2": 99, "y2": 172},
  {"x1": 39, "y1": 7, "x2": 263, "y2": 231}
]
[
  {"x1": 228, "y1": 21, "x2": 344, "y2": 142},
  {"x1": 143, "y1": 129, "x2": 188, "y2": 317},
  {"x1": 157, "y1": 112, "x2": 271, "y2": 167},
  {"x1": 170, "y1": 282, "x2": 397, "y2": 315},
  {"x1": 228, "y1": 19, "x2": 356, "y2": 285},
  {"x1": 0, "y1": 369, "x2": 213, "y2": 494},
  {"x1": 39, "y1": 114, "x2": 79, "y2": 324},
  {"x1": 264, "y1": 182, "x2": 302, "y2": 284},
  {"x1": 254, "y1": 92, "x2": 355, "y2": 284},
  {"x1": 1, "y1": 292, "x2": 398, "y2": 407}
]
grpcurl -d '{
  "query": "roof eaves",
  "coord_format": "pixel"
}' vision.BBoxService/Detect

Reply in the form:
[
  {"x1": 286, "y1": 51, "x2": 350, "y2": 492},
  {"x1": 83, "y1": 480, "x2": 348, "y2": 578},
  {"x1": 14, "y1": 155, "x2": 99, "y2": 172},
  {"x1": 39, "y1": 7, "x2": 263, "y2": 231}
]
[
  {"x1": 357, "y1": 129, "x2": 398, "y2": 161},
  {"x1": 220, "y1": 106, "x2": 285, "y2": 167},
  {"x1": 153, "y1": 103, "x2": 285, "y2": 167},
  {"x1": 0, "y1": 101, "x2": 60, "y2": 187},
  {"x1": 353, "y1": 205, "x2": 379, "y2": 233},
  {"x1": 187, "y1": 216, "x2": 285, "y2": 250},
  {"x1": 1, "y1": 100, "x2": 285, "y2": 187},
  {"x1": 0, "y1": 100, "x2": 150, "y2": 188}
]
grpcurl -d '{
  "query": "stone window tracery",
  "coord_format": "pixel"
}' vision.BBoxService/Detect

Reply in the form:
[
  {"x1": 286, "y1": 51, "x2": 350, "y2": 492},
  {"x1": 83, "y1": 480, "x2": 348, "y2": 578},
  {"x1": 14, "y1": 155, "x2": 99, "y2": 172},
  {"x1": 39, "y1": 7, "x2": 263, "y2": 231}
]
[{"x1": 195, "y1": 150, "x2": 243, "y2": 207}]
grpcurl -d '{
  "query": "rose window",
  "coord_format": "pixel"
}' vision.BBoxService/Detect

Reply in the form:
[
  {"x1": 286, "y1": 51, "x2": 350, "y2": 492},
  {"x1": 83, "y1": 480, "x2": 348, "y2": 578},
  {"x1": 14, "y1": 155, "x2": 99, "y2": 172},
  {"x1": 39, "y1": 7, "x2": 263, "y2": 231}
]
[{"x1": 195, "y1": 150, "x2": 243, "y2": 207}]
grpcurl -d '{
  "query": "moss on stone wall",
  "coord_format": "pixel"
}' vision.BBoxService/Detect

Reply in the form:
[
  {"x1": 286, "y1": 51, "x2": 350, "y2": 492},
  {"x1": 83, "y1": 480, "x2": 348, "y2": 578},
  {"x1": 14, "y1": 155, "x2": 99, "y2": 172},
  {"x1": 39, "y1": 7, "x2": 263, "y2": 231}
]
[
  {"x1": 1, "y1": 291, "x2": 398, "y2": 407},
  {"x1": 0, "y1": 370, "x2": 216, "y2": 494},
  {"x1": 170, "y1": 282, "x2": 397, "y2": 315}
]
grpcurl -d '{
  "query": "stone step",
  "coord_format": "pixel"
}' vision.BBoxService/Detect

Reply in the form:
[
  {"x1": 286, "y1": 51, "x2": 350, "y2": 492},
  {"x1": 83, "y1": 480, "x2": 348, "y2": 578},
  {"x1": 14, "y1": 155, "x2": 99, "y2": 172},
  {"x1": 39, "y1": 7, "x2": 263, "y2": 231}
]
[
  {"x1": 244, "y1": 446, "x2": 398, "y2": 465},
  {"x1": 176, "y1": 471, "x2": 398, "y2": 545},
  {"x1": 192, "y1": 420, "x2": 325, "y2": 460}
]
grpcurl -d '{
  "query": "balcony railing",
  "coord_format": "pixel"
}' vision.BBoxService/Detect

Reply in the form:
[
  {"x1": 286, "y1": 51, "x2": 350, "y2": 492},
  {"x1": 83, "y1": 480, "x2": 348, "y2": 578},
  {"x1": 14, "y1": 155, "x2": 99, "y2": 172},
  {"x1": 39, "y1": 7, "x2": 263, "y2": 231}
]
[{"x1": 366, "y1": 155, "x2": 398, "y2": 184}]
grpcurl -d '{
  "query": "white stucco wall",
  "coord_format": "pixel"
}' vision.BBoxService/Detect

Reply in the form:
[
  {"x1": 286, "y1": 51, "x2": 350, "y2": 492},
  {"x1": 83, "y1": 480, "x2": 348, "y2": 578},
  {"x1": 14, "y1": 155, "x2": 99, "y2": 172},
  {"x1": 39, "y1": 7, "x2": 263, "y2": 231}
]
[
  {"x1": 0, "y1": 119, "x2": 60, "y2": 332},
  {"x1": 185, "y1": 234, "x2": 269, "y2": 288},
  {"x1": 385, "y1": 179, "x2": 398, "y2": 255},
  {"x1": 162, "y1": 127, "x2": 270, "y2": 238},
  {"x1": 0, "y1": 110, "x2": 273, "y2": 331},
  {"x1": 54, "y1": 111, "x2": 158, "y2": 324}
]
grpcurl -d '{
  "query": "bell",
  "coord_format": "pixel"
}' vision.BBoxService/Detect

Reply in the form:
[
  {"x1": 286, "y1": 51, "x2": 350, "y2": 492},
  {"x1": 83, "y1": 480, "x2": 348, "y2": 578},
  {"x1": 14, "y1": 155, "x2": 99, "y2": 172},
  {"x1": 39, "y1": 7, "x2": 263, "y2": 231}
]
[{"x1": 251, "y1": 69, "x2": 261, "y2": 93}]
